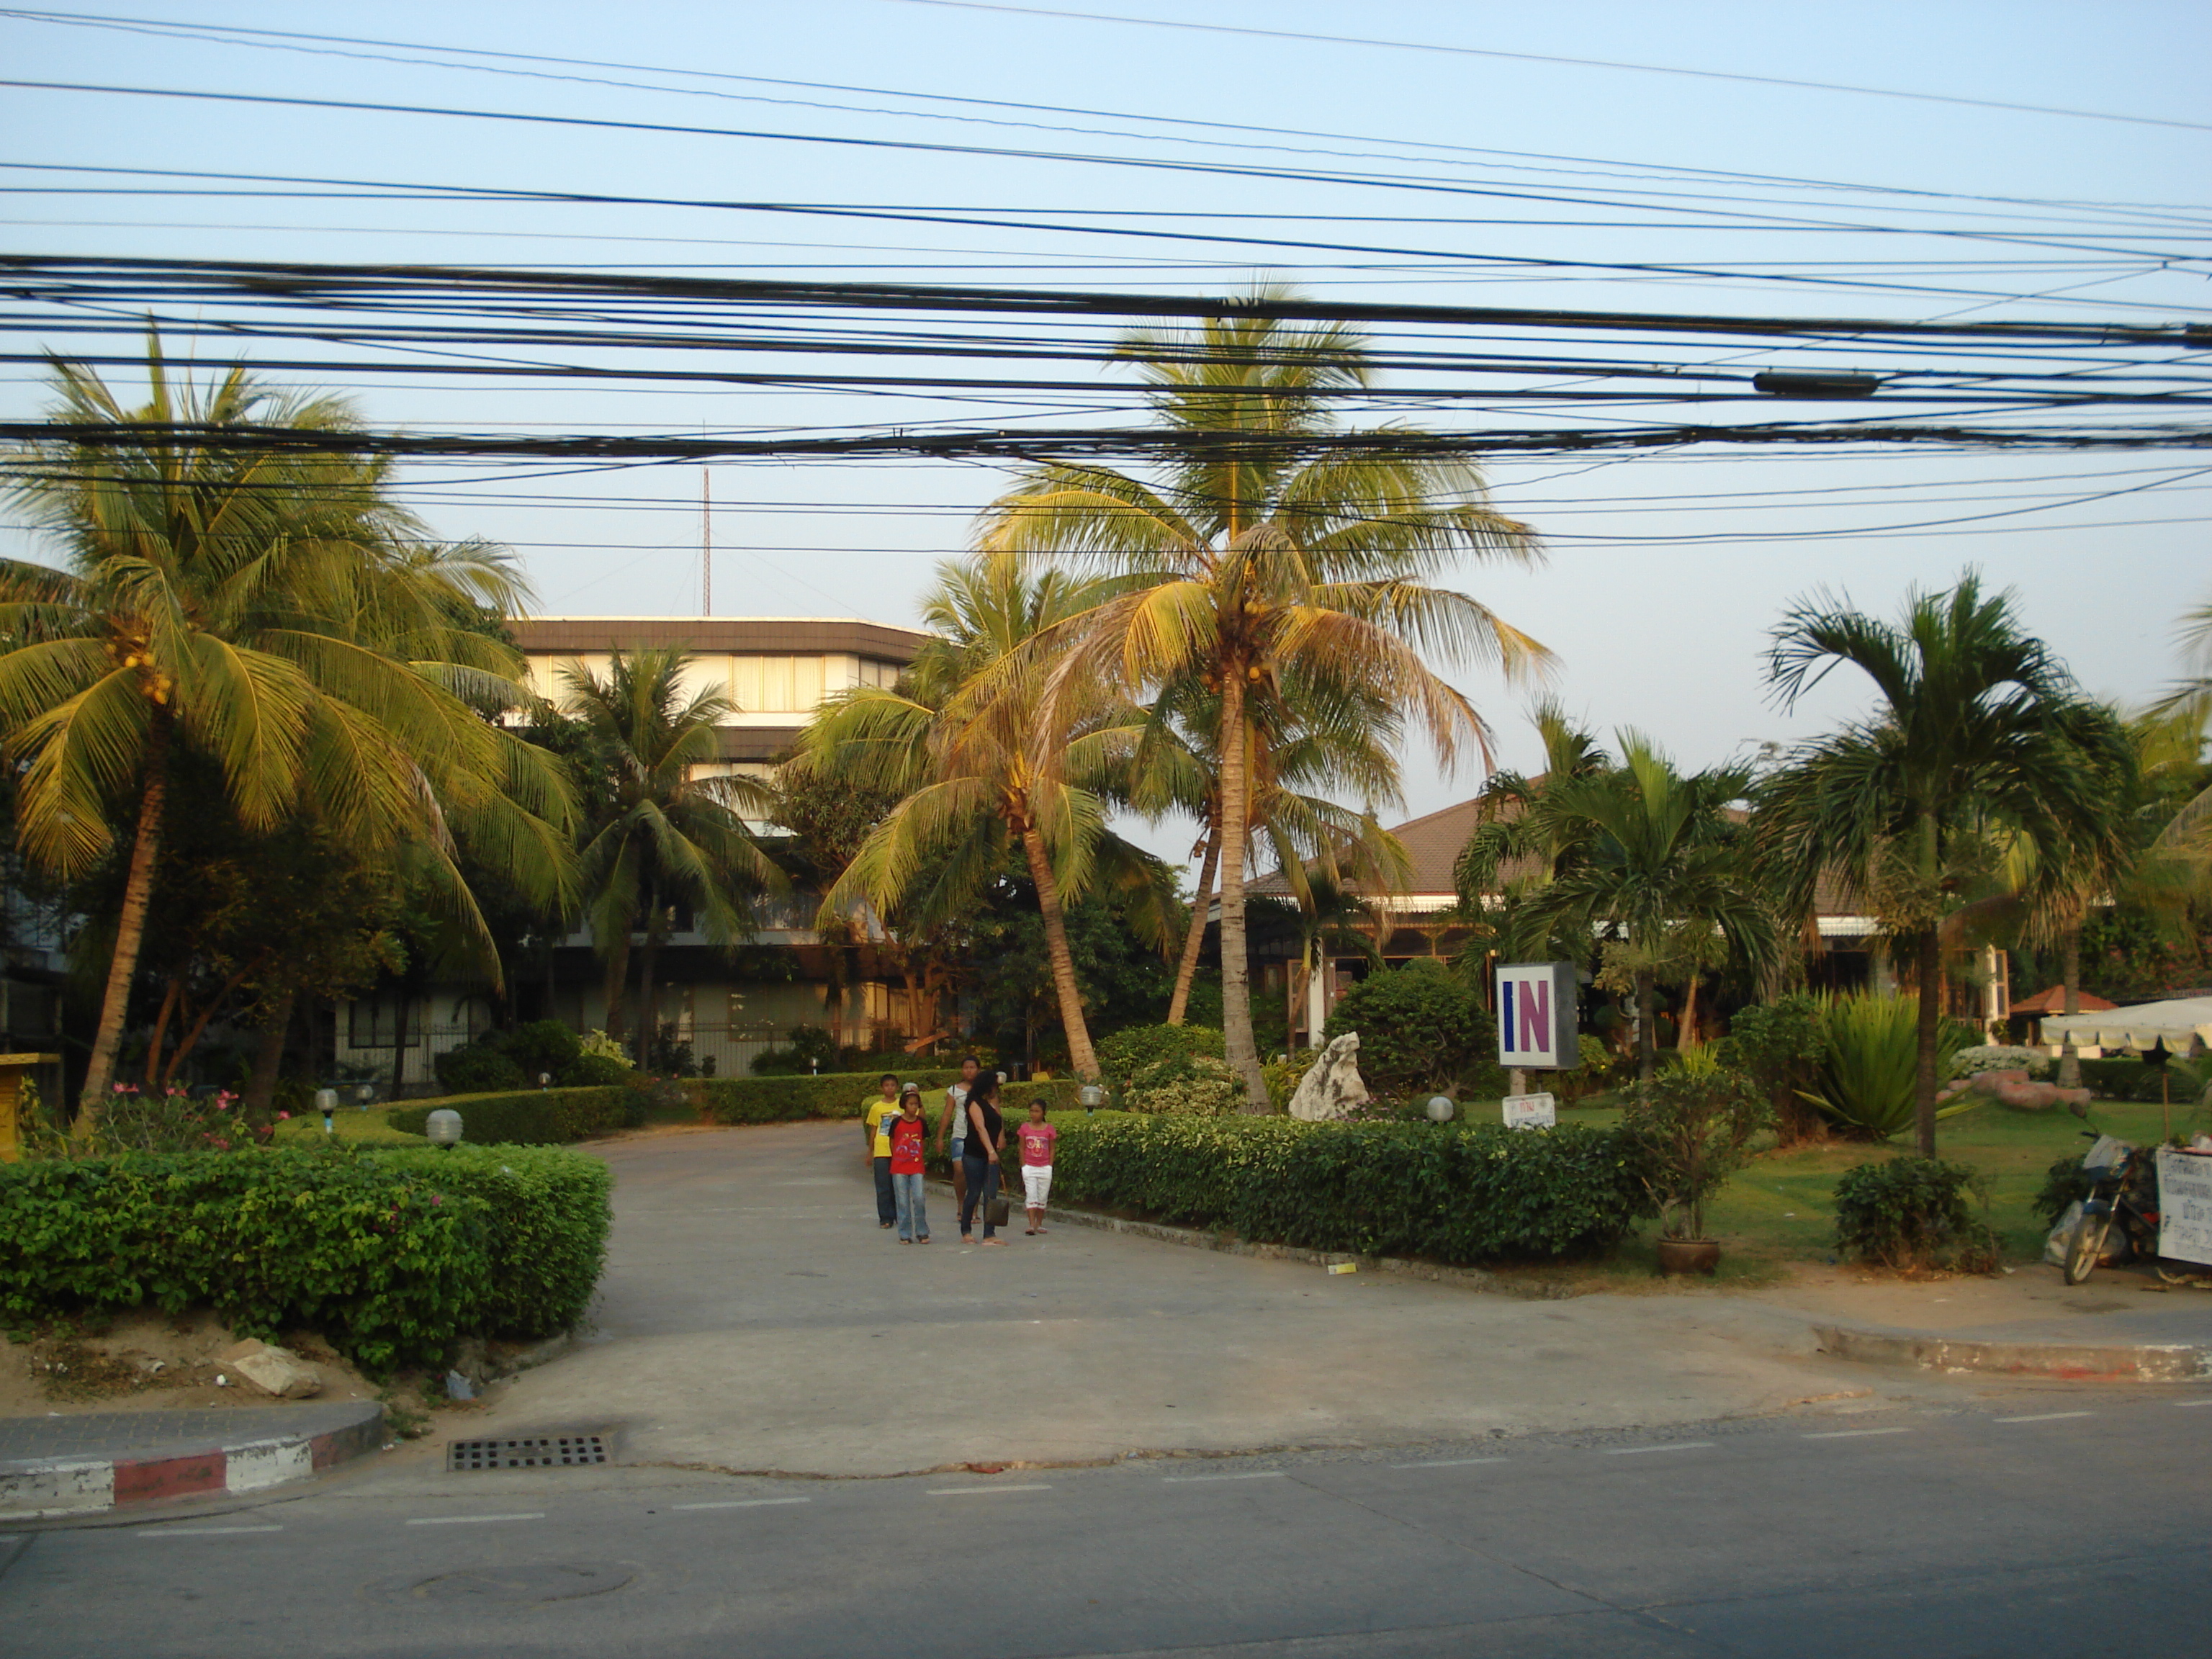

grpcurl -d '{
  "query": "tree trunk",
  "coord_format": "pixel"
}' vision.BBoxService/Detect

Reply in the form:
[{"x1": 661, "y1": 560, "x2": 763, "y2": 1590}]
[
  {"x1": 1215, "y1": 673, "x2": 1269, "y2": 1111},
  {"x1": 391, "y1": 980, "x2": 410, "y2": 1099},
  {"x1": 240, "y1": 989, "x2": 295, "y2": 1128},
  {"x1": 601, "y1": 922, "x2": 632, "y2": 1046},
  {"x1": 1915, "y1": 927, "x2": 1943, "y2": 1157},
  {"x1": 1635, "y1": 967, "x2": 1658, "y2": 1085},
  {"x1": 1165, "y1": 819, "x2": 1220, "y2": 1028},
  {"x1": 78, "y1": 711, "x2": 172, "y2": 1130},
  {"x1": 143, "y1": 977, "x2": 181, "y2": 1085},
  {"x1": 2056, "y1": 921, "x2": 2082, "y2": 1088},
  {"x1": 1678, "y1": 971, "x2": 1700, "y2": 1050},
  {"x1": 1017, "y1": 824, "x2": 1100, "y2": 1081},
  {"x1": 632, "y1": 886, "x2": 663, "y2": 1069}
]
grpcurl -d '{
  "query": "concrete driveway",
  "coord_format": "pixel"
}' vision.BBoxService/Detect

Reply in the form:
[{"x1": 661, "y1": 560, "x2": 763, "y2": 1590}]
[{"x1": 467, "y1": 1122, "x2": 1915, "y2": 1477}]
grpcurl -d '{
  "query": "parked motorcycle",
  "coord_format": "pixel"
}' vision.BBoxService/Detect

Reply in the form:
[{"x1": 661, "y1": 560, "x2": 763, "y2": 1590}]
[{"x1": 2061, "y1": 1130, "x2": 2205, "y2": 1287}]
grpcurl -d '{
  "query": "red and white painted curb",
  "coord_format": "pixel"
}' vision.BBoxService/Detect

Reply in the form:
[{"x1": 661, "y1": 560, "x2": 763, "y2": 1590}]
[{"x1": 0, "y1": 1411, "x2": 383, "y2": 1520}]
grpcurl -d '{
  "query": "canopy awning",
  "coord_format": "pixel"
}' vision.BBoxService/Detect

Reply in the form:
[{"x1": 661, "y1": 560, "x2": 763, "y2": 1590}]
[{"x1": 2038, "y1": 997, "x2": 2212, "y2": 1054}]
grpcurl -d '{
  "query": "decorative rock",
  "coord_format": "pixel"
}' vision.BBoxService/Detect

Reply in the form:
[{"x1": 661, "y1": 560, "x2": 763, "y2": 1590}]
[
  {"x1": 1288, "y1": 1033, "x2": 1370, "y2": 1121},
  {"x1": 217, "y1": 1338, "x2": 323, "y2": 1400}
]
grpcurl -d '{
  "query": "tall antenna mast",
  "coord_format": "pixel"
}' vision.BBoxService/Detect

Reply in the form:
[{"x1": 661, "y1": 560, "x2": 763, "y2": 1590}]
[{"x1": 701, "y1": 467, "x2": 712, "y2": 616}]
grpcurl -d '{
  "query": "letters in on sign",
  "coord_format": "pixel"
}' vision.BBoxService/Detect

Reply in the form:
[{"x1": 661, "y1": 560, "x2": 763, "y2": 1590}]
[
  {"x1": 1502, "y1": 1092, "x2": 1557, "y2": 1130},
  {"x1": 1496, "y1": 961, "x2": 1578, "y2": 1069},
  {"x1": 2156, "y1": 1148, "x2": 2212, "y2": 1267}
]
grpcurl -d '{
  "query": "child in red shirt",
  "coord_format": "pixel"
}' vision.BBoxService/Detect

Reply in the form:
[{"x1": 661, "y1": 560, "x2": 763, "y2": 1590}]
[
  {"x1": 1016, "y1": 1102, "x2": 1058, "y2": 1236},
  {"x1": 889, "y1": 1083, "x2": 931, "y2": 1244}
]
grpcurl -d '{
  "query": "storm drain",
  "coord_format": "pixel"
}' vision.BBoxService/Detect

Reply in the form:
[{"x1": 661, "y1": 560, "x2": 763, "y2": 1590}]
[{"x1": 446, "y1": 1434, "x2": 610, "y2": 1472}]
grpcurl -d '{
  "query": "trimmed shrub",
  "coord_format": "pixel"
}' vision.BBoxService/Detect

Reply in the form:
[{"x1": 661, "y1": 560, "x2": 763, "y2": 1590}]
[
  {"x1": 750, "y1": 1025, "x2": 842, "y2": 1076},
  {"x1": 558, "y1": 1052, "x2": 636, "y2": 1089},
  {"x1": 1323, "y1": 961, "x2": 1498, "y2": 1096},
  {"x1": 434, "y1": 1043, "x2": 529, "y2": 1095},
  {"x1": 698, "y1": 1070, "x2": 1071, "y2": 1125},
  {"x1": 1049, "y1": 1115, "x2": 1651, "y2": 1263},
  {"x1": 1125, "y1": 1054, "x2": 1242, "y2": 1116},
  {"x1": 1832, "y1": 1155, "x2": 1995, "y2": 1271},
  {"x1": 1948, "y1": 1045, "x2": 2053, "y2": 1081},
  {"x1": 1097, "y1": 1023, "x2": 1223, "y2": 1089},
  {"x1": 0, "y1": 1145, "x2": 610, "y2": 1370},
  {"x1": 390, "y1": 1087, "x2": 637, "y2": 1145},
  {"x1": 506, "y1": 1020, "x2": 583, "y2": 1079}
]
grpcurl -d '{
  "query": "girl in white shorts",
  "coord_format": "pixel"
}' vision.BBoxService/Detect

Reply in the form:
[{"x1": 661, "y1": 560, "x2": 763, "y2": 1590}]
[{"x1": 1015, "y1": 1100, "x2": 1058, "y2": 1236}]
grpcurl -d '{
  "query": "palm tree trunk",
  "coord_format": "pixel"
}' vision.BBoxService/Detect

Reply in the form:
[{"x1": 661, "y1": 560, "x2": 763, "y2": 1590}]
[
  {"x1": 240, "y1": 989, "x2": 295, "y2": 1128},
  {"x1": 1678, "y1": 972, "x2": 1700, "y2": 1050},
  {"x1": 77, "y1": 710, "x2": 171, "y2": 1130},
  {"x1": 632, "y1": 886, "x2": 663, "y2": 1068},
  {"x1": 1215, "y1": 673, "x2": 1269, "y2": 1112},
  {"x1": 601, "y1": 925, "x2": 632, "y2": 1046},
  {"x1": 1634, "y1": 967, "x2": 1658, "y2": 1085},
  {"x1": 2056, "y1": 921, "x2": 2082, "y2": 1088},
  {"x1": 143, "y1": 978, "x2": 181, "y2": 1085},
  {"x1": 1915, "y1": 927, "x2": 1943, "y2": 1156},
  {"x1": 1017, "y1": 824, "x2": 1100, "y2": 1081},
  {"x1": 1165, "y1": 821, "x2": 1220, "y2": 1028}
]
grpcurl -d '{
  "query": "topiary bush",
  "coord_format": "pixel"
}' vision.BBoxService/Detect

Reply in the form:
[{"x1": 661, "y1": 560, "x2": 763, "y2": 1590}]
[
  {"x1": 1050, "y1": 1115, "x2": 1652, "y2": 1262},
  {"x1": 390, "y1": 1086, "x2": 637, "y2": 1144},
  {"x1": 1948, "y1": 1045, "x2": 2054, "y2": 1081},
  {"x1": 1123, "y1": 1054, "x2": 1243, "y2": 1116},
  {"x1": 0, "y1": 1144, "x2": 611, "y2": 1370},
  {"x1": 1832, "y1": 1155, "x2": 1995, "y2": 1271},
  {"x1": 433, "y1": 1042, "x2": 529, "y2": 1095},
  {"x1": 505, "y1": 1020, "x2": 583, "y2": 1080},
  {"x1": 559, "y1": 1051, "x2": 636, "y2": 1088},
  {"x1": 1097, "y1": 1022, "x2": 1223, "y2": 1089},
  {"x1": 1323, "y1": 961, "x2": 1498, "y2": 1096}
]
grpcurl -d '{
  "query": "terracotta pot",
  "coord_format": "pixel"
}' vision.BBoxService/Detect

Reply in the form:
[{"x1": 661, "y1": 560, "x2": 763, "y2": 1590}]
[{"x1": 1655, "y1": 1237, "x2": 1721, "y2": 1277}]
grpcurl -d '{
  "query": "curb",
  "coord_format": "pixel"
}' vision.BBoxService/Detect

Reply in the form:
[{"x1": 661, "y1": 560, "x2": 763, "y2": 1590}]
[
  {"x1": 921, "y1": 1178, "x2": 1573, "y2": 1300},
  {"x1": 0, "y1": 1403, "x2": 385, "y2": 1521},
  {"x1": 1812, "y1": 1323, "x2": 2212, "y2": 1383}
]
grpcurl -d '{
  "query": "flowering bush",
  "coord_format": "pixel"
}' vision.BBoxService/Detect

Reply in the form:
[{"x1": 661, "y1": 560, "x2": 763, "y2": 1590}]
[
  {"x1": 38, "y1": 1085, "x2": 274, "y2": 1156},
  {"x1": 1947, "y1": 1045, "x2": 2053, "y2": 1082}
]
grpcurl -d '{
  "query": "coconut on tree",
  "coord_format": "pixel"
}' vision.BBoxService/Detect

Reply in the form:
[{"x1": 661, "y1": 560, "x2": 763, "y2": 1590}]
[{"x1": 976, "y1": 293, "x2": 1548, "y2": 1108}]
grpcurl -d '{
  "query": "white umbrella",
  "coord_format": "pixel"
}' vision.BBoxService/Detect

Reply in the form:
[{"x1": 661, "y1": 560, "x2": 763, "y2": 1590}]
[{"x1": 2039, "y1": 996, "x2": 2212, "y2": 1055}]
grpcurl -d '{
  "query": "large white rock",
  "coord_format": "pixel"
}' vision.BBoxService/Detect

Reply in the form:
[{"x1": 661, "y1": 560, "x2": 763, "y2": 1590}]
[
  {"x1": 1288, "y1": 1033, "x2": 1370, "y2": 1121},
  {"x1": 218, "y1": 1338, "x2": 323, "y2": 1400}
]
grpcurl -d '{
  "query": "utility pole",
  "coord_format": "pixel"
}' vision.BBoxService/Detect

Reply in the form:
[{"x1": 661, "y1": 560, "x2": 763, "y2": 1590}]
[{"x1": 701, "y1": 467, "x2": 712, "y2": 616}]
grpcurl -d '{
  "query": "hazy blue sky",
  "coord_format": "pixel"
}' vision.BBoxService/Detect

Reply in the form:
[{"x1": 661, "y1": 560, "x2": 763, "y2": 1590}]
[{"x1": 4, "y1": 1, "x2": 2207, "y2": 863}]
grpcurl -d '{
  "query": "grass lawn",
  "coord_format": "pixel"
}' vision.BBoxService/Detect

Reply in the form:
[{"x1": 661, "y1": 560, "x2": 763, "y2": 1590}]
[{"x1": 268, "y1": 1104, "x2": 425, "y2": 1146}]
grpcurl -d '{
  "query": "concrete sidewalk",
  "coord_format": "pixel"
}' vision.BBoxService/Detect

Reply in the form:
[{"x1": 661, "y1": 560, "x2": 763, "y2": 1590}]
[{"x1": 445, "y1": 1123, "x2": 1956, "y2": 1478}]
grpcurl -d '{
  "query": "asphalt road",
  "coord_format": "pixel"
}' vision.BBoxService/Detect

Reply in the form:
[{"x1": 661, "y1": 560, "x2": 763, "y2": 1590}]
[{"x1": 7, "y1": 1388, "x2": 2209, "y2": 1657}]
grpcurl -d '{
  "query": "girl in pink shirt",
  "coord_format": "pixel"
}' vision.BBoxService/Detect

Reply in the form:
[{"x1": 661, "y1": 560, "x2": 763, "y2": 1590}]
[{"x1": 1016, "y1": 1102, "x2": 1058, "y2": 1236}]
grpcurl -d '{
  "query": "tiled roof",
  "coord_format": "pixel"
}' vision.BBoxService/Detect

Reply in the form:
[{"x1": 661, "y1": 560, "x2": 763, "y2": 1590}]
[{"x1": 510, "y1": 616, "x2": 930, "y2": 661}]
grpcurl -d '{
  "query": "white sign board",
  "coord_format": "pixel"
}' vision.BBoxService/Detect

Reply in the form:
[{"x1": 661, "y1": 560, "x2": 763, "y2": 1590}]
[
  {"x1": 1502, "y1": 1092, "x2": 1557, "y2": 1130},
  {"x1": 1496, "y1": 961, "x2": 1578, "y2": 1069},
  {"x1": 2157, "y1": 1148, "x2": 2212, "y2": 1267}
]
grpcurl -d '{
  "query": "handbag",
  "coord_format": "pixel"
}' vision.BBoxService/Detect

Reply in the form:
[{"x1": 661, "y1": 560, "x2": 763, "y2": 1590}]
[{"x1": 987, "y1": 1192, "x2": 1012, "y2": 1228}]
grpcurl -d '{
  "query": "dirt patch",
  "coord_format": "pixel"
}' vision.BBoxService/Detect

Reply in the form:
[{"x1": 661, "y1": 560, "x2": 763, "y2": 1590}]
[{"x1": 1, "y1": 1309, "x2": 383, "y2": 1416}]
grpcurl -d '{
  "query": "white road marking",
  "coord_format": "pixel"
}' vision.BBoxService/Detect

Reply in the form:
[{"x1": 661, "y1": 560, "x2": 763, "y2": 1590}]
[
  {"x1": 1390, "y1": 1457, "x2": 1507, "y2": 1469},
  {"x1": 673, "y1": 1498, "x2": 811, "y2": 1511},
  {"x1": 1993, "y1": 1412, "x2": 2094, "y2": 1424},
  {"x1": 135, "y1": 1525, "x2": 285, "y2": 1537},
  {"x1": 1803, "y1": 1428, "x2": 1915, "y2": 1440},
  {"x1": 2173, "y1": 1399, "x2": 2212, "y2": 1408},
  {"x1": 405, "y1": 1513, "x2": 545, "y2": 1526},
  {"x1": 1599, "y1": 1442, "x2": 1715, "y2": 1456},
  {"x1": 924, "y1": 1484, "x2": 1052, "y2": 1497},
  {"x1": 1161, "y1": 1471, "x2": 1286, "y2": 1483}
]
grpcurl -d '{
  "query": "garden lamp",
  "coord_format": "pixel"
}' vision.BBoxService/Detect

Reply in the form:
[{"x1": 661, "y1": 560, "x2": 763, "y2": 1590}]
[
  {"x1": 1426, "y1": 1095, "x2": 1455, "y2": 1123},
  {"x1": 354, "y1": 1084, "x2": 374, "y2": 1110},
  {"x1": 314, "y1": 1087, "x2": 338, "y2": 1136},
  {"x1": 539, "y1": 1071, "x2": 552, "y2": 1089},
  {"x1": 1079, "y1": 1084, "x2": 1105, "y2": 1115},
  {"x1": 426, "y1": 1109, "x2": 464, "y2": 1148}
]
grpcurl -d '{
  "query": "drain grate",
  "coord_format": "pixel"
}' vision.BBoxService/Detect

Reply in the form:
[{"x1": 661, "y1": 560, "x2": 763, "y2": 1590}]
[{"x1": 447, "y1": 1434, "x2": 610, "y2": 1472}]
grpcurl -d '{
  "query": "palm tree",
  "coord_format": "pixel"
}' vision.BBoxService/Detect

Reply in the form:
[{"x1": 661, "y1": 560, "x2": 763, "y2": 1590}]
[
  {"x1": 1514, "y1": 737, "x2": 1773, "y2": 1083},
  {"x1": 792, "y1": 554, "x2": 1172, "y2": 1081},
  {"x1": 977, "y1": 295, "x2": 1548, "y2": 1108},
  {"x1": 0, "y1": 336, "x2": 575, "y2": 1123},
  {"x1": 560, "y1": 647, "x2": 783, "y2": 1056},
  {"x1": 1757, "y1": 575, "x2": 2135, "y2": 1155}
]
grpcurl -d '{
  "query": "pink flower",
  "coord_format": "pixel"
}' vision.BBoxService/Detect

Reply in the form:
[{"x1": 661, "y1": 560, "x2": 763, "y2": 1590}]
[{"x1": 276, "y1": 1110, "x2": 290, "y2": 1120}]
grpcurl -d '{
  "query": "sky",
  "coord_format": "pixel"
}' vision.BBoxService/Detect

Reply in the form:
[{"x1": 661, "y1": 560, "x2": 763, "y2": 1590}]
[{"x1": 3, "y1": 0, "x2": 2207, "y2": 868}]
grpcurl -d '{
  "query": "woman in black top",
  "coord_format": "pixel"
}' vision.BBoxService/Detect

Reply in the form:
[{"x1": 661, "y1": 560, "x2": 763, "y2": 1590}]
[{"x1": 960, "y1": 1070, "x2": 1007, "y2": 1245}]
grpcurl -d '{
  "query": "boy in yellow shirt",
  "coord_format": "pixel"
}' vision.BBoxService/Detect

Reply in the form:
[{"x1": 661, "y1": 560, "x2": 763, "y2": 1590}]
[{"x1": 863, "y1": 1073, "x2": 899, "y2": 1228}]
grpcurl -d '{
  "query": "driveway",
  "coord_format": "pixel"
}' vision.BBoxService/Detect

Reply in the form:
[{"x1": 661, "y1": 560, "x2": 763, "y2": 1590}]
[{"x1": 457, "y1": 1122, "x2": 1925, "y2": 1476}]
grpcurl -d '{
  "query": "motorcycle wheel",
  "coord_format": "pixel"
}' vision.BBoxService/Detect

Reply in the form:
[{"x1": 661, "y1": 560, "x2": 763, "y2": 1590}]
[{"x1": 2064, "y1": 1212, "x2": 2112, "y2": 1285}]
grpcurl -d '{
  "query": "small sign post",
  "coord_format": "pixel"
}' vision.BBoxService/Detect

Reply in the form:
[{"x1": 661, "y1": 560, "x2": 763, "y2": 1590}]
[{"x1": 1496, "y1": 962, "x2": 1578, "y2": 1129}]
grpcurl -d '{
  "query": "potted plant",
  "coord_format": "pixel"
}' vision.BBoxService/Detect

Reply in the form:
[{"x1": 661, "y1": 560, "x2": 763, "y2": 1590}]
[{"x1": 1622, "y1": 1052, "x2": 1773, "y2": 1274}]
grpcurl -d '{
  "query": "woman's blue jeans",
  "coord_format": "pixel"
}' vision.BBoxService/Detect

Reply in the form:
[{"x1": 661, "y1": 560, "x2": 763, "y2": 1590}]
[
  {"x1": 960, "y1": 1153, "x2": 999, "y2": 1238},
  {"x1": 892, "y1": 1171, "x2": 928, "y2": 1241}
]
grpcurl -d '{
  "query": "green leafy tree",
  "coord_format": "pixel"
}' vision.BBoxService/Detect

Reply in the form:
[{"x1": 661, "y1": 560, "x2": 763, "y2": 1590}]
[
  {"x1": 979, "y1": 294, "x2": 1547, "y2": 1107},
  {"x1": 1323, "y1": 958, "x2": 1496, "y2": 1096},
  {"x1": 1757, "y1": 575, "x2": 2135, "y2": 1154},
  {"x1": 0, "y1": 336, "x2": 575, "y2": 1125}
]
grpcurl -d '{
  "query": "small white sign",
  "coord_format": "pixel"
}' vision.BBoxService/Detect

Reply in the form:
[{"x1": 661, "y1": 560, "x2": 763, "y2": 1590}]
[
  {"x1": 2156, "y1": 1148, "x2": 2212, "y2": 1267},
  {"x1": 1502, "y1": 1092, "x2": 1557, "y2": 1130}
]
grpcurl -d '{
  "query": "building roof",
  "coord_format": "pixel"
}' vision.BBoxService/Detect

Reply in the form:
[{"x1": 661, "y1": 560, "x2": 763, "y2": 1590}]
[
  {"x1": 509, "y1": 616, "x2": 930, "y2": 661},
  {"x1": 2008, "y1": 984, "x2": 2118, "y2": 1015},
  {"x1": 1249, "y1": 793, "x2": 1540, "y2": 903}
]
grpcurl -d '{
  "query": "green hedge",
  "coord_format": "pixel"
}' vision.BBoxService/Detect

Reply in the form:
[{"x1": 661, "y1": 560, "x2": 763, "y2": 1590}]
[
  {"x1": 389, "y1": 1086, "x2": 639, "y2": 1144},
  {"x1": 1048, "y1": 1115, "x2": 1651, "y2": 1263},
  {"x1": 0, "y1": 1146, "x2": 611, "y2": 1370},
  {"x1": 698, "y1": 1071, "x2": 1075, "y2": 1125}
]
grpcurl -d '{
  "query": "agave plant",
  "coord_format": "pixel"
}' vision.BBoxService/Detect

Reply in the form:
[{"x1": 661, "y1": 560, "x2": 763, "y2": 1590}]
[{"x1": 1800, "y1": 994, "x2": 1977, "y2": 1140}]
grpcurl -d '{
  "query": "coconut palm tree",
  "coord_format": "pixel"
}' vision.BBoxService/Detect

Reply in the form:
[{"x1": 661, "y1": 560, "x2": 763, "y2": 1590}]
[
  {"x1": 977, "y1": 295, "x2": 1548, "y2": 1108},
  {"x1": 560, "y1": 647, "x2": 783, "y2": 1055},
  {"x1": 1513, "y1": 737, "x2": 1773, "y2": 1084},
  {"x1": 792, "y1": 554, "x2": 1174, "y2": 1081},
  {"x1": 1757, "y1": 575, "x2": 2135, "y2": 1155},
  {"x1": 0, "y1": 337, "x2": 575, "y2": 1123}
]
